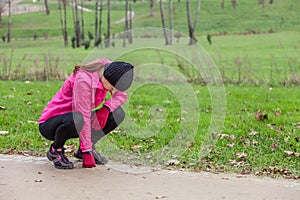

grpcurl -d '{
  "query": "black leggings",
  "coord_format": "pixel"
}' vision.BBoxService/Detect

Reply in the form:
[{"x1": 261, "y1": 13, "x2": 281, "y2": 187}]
[{"x1": 39, "y1": 107, "x2": 125, "y2": 149}]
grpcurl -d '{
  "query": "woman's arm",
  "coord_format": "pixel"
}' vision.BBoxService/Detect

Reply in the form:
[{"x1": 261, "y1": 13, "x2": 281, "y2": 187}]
[
  {"x1": 104, "y1": 90, "x2": 127, "y2": 112},
  {"x1": 73, "y1": 71, "x2": 94, "y2": 152}
]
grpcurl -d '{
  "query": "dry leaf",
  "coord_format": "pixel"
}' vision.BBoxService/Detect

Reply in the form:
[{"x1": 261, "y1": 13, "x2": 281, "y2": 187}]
[
  {"x1": 0, "y1": 131, "x2": 9, "y2": 135},
  {"x1": 166, "y1": 159, "x2": 180, "y2": 166},
  {"x1": 236, "y1": 152, "x2": 247, "y2": 159},
  {"x1": 255, "y1": 110, "x2": 268, "y2": 121},
  {"x1": 284, "y1": 151, "x2": 300, "y2": 157}
]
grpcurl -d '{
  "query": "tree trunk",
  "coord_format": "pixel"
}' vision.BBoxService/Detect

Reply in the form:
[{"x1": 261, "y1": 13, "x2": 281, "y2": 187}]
[
  {"x1": 58, "y1": 0, "x2": 68, "y2": 46},
  {"x1": 186, "y1": 0, "x2": 201, "y2": 45},
  {"x1": 123, "y1": 0, "x2": 129, "y2": 47},
  {"x1": 94, "y1": 0, "x2": 99, "y2": 46},
  {"x1": 74, "y1": 0, "x2": 81, "y2": 47},
  {"x1": 128, "y1": 0, "x2": 133, "y2": 44},
  {"x1": 159, "y1": 0, "x2": 169, "y2": 45},
  {"x1": 80, "y1": 0, "x2": 85, "y2": 41},
  {"x1": 169, "y1": 0, "x2": 173, "y2": 45},
  {"x1": 150, "y1": 0, "x2": 154, "y2": 16},
  {"x1": 98, "y1": 0, "x2": 103, "y2": 46},
  {"x1": 106, "y1": 0, "x2": 111, "y2": 47},
  {"x1": 63, "y1": 0, "x2": 68, "y2": 46},
  {"x1": 44, "y1": 0, "x2": 50, "y2": 15},
  {"x1": 7, "y1": 0, "x2": 11, "y2": 43}
]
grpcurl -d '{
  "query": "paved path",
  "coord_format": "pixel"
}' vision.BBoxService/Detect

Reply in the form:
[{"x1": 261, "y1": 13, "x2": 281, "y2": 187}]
[{"x1": 0, "y1": 154, "x2": 299, "y2": 200}]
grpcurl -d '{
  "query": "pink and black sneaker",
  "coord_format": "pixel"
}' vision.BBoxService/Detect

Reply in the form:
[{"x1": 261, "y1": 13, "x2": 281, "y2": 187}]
[{"x1": 47, "y1": 145, "x2": 74, "y2": 169}]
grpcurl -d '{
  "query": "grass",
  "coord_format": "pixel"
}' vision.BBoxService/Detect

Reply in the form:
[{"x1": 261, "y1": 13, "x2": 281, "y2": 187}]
[
  {"x1": 1, "y1": 0, "x2": 300, "y2": 39},
  {"x1": 0, "y1": 81, "x2": 299, "y2": 178},
  {"x1": 0, "y1": 31, "x2": 299, "y2": 85},
  {"x1": 0, "y1": 0, "x2": 299, "y2": 178}
]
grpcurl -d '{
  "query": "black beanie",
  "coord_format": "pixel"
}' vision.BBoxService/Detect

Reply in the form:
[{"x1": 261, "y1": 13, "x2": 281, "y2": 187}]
[{"x1": 103, "y1": 61, "x2": 134, "y2": 91}]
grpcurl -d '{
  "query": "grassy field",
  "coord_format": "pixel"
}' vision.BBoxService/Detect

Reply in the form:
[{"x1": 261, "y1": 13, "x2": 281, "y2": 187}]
[
  {"x1": 0, "y1": 0, "x2": 299, "y2": 178},
  {"x1": 0, "y1": 81, "x2": 299, "y2": 178},
  {"x1": 1, "y1": 0, "x2": 300, "y2": 38}
]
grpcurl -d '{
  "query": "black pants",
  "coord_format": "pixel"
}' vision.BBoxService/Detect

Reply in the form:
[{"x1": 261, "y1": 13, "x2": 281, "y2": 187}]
[{"x1": 39, "y1": 107, "x2": 125, "y2": 149}]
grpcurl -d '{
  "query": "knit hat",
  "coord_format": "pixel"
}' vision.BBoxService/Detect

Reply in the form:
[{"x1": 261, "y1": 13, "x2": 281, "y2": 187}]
[{"x1": 103, "y1": 61, "x2": 134, "y2": 91}]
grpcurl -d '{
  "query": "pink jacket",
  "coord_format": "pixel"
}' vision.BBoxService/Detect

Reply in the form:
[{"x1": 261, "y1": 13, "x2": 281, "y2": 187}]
[{"x1": 39, "y1": 59, "x2": 127, "y2": 152}]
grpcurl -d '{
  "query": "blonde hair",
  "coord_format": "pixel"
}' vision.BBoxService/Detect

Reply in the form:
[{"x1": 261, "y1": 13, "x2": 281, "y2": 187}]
[{"x1": 73, "y1": 62, "x2": 106, "y2": 77}]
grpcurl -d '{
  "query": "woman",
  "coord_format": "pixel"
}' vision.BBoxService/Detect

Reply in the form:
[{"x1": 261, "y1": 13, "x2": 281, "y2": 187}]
[{"x1": 38, "y1": 59, "x2": 134, "y2": 169}]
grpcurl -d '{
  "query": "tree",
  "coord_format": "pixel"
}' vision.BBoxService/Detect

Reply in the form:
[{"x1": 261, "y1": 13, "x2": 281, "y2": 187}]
[
  {"x1": 159, "y1": 0, "x2": 170, "y2": 45},
  {"x1": 98, "y1": 0, "x2": 104, "y2": 46},
  {"x1": 58, "y1": 0, "x2": 68, "y2": 46},
  {"x1": 80, "y1": 0, "x2": 85, "y2": 41},
  {"x1": 94, "y1": 0, "x2": 99, "y2": 46},
  {"x1": 73, "y1": 0, "x2": 81, "y2": 47},
  {"x1": 7, "y1": 0, "x2": 12, "y2": 42},
  {"x1": 150, "y1": 0, "x2": 154, "y2": 16},
  {"x1": 169, "y1": 0, "x2": 173, "y2": 45},
  {"x1": 186, "y1": 0, "x2": 201, "y2": 45},
  {"x1": 123, "y1": 0, "x2": 129, "y2": 47},
  {"x1": 44, "y1": 0, "x2": 50, "y2": 15},
  {"x1": 128, "y1": 0, "x2": 133, "y2": 44},
  {"x1": 106, "y1": 0, "x2": 111, "y2": 47}
]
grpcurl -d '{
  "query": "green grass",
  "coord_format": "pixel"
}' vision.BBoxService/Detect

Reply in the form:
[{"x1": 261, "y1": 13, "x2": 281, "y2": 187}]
[
  {"x1": 0, "y1": 81, "x2": 299, "y2": 178},
  {"x1": 0, "y1": 0, "x2": 300, "y2": 39},
  {"x1": 0, "y1": 31, "x2": 299, "y2": 85}
]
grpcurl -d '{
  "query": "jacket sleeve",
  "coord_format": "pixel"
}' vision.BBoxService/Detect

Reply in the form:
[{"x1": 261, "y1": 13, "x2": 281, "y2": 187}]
[
  {"x1": 73, "y1": 72, "x2": 94, "y2": 152},
  {"x1": 104, "y1": 90, "x2": 127, "y2": 112}
]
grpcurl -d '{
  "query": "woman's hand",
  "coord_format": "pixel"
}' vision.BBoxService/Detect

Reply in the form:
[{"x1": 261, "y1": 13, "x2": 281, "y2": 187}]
[
  {"x1": 91, "y1": 106, "x2": 110, "y2": 130},
  {"x1": 82, "y1": 152, "x2": 96, "y2": 168}
]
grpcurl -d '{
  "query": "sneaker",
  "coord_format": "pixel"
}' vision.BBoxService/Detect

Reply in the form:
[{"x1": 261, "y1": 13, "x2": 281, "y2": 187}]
[
  {"x1": 47, "y1": 145, "x2": 74, "y2": 169},
  {"x1": 74, "y1": 147, "x2": 108, "y2": 165}
]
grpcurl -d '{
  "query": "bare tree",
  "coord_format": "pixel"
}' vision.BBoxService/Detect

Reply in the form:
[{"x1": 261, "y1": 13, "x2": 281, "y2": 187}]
[
  {"x1": 44, "y1": 0, "x2": 50, "y2": 15},
  {"x1": 150, "y1": 0, "x2": 154, "y2": 16},
  {"x1": 98, "y1": 0, "x2": 104, "y2": 46},
  {"x1": 186, "y1": 0, "x2": 201, "y2": 45},
  {"x1": 221, "y1": 0, "x2": 225, "y2": 8},
  {"x1": 95, "y1": 0, "x2": 99, "y2": 46},
  {"x1": 231, "y1": 0, "x2": 237, "y2": 9},
  {"x1": 159, "y1": 0, "x2": 170, "y2": 45},
  {"x1": 58, "y1": 0, "x2": 68, "y2": 46},
  {"x1": 106, "y1": 0, "x2": 111, "y2": 47},
  {"x1": 80, "y1": 0, "x2": 85, "y2": 41},
  {"x1": 169, "y1": 0, "x2": 173, "y2": 45},
  {"x1": 7, "y1": 0, "x2": 12, "y2": 42},
  {"x1": 128, "y1": 0, "x2": 133, "y2": 44},
  {"x1": 123, "y1": 0, "x2": 129, "y2": 47},
  {"x1": 74, "y1": 0, "x2": 81, "y2": 47}
]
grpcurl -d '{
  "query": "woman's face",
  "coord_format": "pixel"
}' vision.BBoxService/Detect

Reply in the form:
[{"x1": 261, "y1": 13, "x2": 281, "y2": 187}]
[{"x1": 101, "y1": 76, "x2": 115, "y2": 91}]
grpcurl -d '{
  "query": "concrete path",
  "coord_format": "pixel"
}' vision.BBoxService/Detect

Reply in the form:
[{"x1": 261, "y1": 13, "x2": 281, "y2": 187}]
[{"x1": 0, "y1": 154, "x2": 299, "y2": 200}]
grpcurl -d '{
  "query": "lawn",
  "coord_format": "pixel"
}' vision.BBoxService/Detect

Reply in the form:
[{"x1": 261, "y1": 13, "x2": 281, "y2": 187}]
[
  {"x1": 0, "y1": 0, "x2": 299, "y2": 178},
  {"x1": 0, "y1": 80, "x2": 299, "y2": 178}
]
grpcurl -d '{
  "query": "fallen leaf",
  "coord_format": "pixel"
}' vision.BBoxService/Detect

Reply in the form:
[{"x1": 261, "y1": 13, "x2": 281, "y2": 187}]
[
  {"x1": 0, "y1": 131, "x2": 9, "y2": 135},
  {"x1": 165, "y1": 159, "x2": 180, "y2": 166},
  {"x1": 236, "y1": 152, "x2": 247, "y2": 159},
  {"x1": 27, "y1": 120, "x2": 38, "y2": 124},
  {"x1": 255, "y1": 110, "x2": 268, "y2": 121},
  {"x1": 155, "y1": 195, "x2": 168, "y2": 199},
  {"x1": 217, "y1": 134, "x2": 236, "y2": 141},
  {"x1": 284, "y1": 151, "x2": 300, "y2": 157}
]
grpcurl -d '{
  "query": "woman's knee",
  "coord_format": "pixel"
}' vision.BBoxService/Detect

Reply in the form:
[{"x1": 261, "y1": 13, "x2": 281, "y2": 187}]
[{"x1": 111, "y1": 107, "x2": 125, "y2": 125}]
